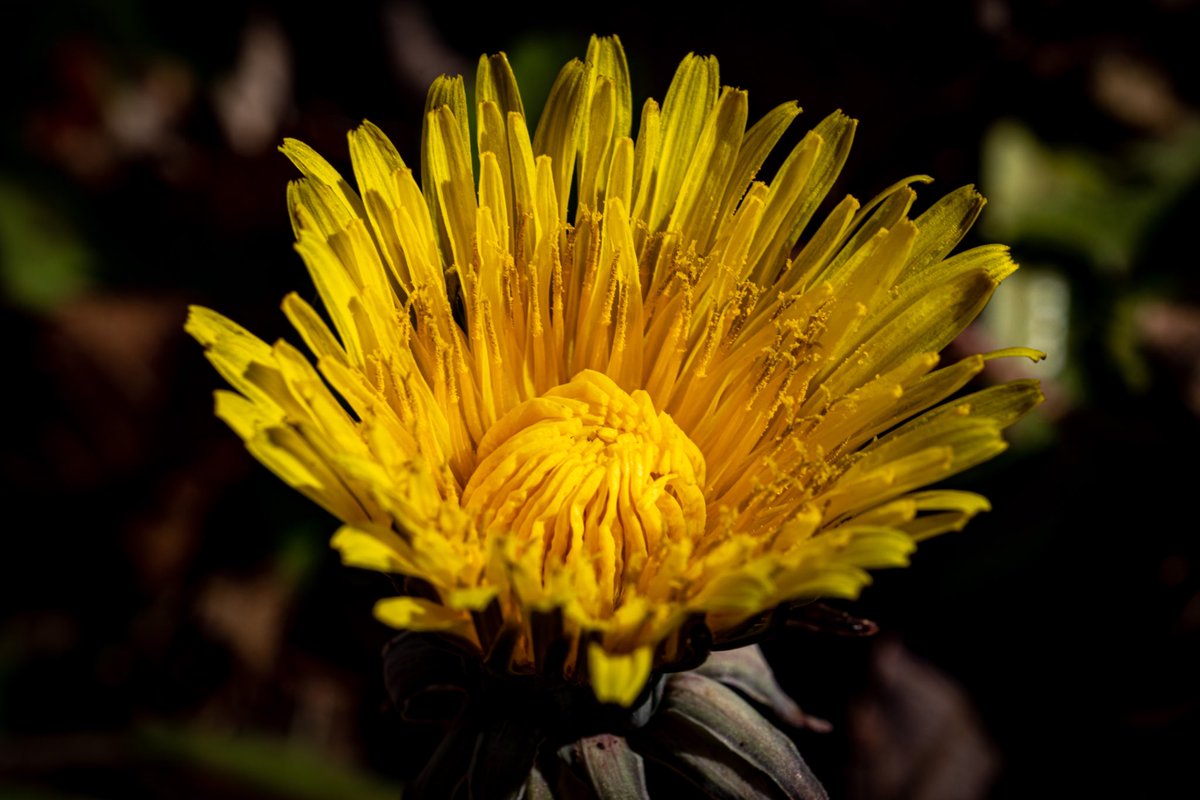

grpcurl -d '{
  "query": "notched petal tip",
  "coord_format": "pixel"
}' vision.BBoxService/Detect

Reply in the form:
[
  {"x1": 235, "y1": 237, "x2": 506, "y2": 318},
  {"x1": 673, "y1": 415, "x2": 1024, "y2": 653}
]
[{"x1": 588, "y1": 643, "x2": 655, "y2": 707}]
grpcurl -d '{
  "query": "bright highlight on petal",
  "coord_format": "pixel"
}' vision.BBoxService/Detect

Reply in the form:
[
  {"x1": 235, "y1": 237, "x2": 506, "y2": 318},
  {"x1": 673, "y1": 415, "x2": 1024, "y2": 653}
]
[{"x1": 188, "y1": 35, "x2": 1043, "y2": 706}]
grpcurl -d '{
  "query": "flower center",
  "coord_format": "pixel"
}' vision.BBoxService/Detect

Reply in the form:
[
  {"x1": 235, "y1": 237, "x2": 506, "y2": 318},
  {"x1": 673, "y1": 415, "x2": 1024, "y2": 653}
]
[{"x1": 461, "y1": 370, "x2": 706, "y2": 610}]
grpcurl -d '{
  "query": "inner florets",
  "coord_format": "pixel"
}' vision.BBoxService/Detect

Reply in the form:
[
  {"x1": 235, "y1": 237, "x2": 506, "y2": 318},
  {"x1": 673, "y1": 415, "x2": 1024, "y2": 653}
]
[{"x1": 461, "y1": 370, "x2": 706, "y2": 611}]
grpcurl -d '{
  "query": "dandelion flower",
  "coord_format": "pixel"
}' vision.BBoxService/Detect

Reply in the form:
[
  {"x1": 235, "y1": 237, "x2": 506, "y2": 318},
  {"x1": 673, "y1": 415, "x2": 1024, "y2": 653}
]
[{"x1": 187, "y1": 36, "x2": 1042, "y2": 716}]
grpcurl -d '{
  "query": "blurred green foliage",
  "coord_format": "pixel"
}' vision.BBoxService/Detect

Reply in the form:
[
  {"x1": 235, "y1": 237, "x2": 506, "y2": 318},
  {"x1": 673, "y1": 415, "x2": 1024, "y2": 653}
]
[
  {"x1": 983, "y1": 119, "x2": 1200, "y2": 273},
  {"x1": 139, "y1": 726, "x2": 403, "y2": 800},
  {"x1": 0, "y1": 179, "x2": 93, "y2": 309}
]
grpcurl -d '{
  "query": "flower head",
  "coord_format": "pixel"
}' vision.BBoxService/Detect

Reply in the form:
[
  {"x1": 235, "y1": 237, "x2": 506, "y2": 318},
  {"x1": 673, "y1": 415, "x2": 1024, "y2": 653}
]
[{"x1": 188, "y1": 35, "x2": 1042, "y2": 707}]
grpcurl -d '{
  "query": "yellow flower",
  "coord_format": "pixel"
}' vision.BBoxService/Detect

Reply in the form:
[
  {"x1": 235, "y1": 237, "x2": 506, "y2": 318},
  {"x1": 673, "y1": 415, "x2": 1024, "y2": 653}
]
[{"x1": 187, "y1": 35, "x2": 1042, "y2": 707}]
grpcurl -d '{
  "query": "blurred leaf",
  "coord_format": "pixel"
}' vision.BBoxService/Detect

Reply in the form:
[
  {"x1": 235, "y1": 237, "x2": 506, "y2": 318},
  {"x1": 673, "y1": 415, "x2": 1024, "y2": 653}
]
[
  {"x1": 982, "y1": 121, "x2": 1200, "y2": 273},
  {"x1": 849, "y1": 640, "x2": 999, "y2": 800},
  {"x1": 506, "y1": 34, "x2": 581, "y2": 125},
  {"x1": 138, "y1": 725, "x2": 402, "y2": 800},
  {"x1": 274, "y1": 525, "x2": 323, "y2": 588},
  {"x1": 0, "y1": 178, "x2": 93, "y2": 310},
  {"x1": 0, "y1": 786, "x2": 93, "y2": 800},
  {"x1": 1109, "y1": 293, "x2": 1154, "y2": 391},
  {"x1": 979, "y1": 267, "x2": 1071, "y2": 379}
]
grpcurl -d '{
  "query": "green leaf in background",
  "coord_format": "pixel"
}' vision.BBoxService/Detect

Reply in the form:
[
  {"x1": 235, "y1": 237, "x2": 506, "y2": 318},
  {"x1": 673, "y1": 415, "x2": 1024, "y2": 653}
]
[
  {"x1": 982, "y1": 120, "x2": 1200, "y2": 274},
  {"x1": 0, "y1": 178, "x2": 94, "y2": 310},
  {"x1": 980, "y1": 266, "x2": 1071, "y2": 379},
  {"x1": 137, "y1": 726, "x2": 403, "y2": 800},
  {"x1": 0, "y1": 787, "x2": 95, "y2": 800},
  {"x1": 505, "y1": 34, "x2": 582, "y2": 127}
]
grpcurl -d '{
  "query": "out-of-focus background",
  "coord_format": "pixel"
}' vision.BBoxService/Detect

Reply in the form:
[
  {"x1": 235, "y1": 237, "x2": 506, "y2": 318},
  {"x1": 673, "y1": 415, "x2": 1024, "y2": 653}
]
[{"x1": 2, "y1": 1, "x2": 1199, "y2": 797}]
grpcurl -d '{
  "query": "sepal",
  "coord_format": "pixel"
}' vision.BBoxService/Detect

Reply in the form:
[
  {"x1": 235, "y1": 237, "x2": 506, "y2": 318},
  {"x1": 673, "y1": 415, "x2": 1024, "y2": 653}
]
[
  {"x1": 628, "y1": 672, "x2": 827, "y2": 800},
  {"x1": 694, "y1": 646, "x2": 831, "y2": 732}
]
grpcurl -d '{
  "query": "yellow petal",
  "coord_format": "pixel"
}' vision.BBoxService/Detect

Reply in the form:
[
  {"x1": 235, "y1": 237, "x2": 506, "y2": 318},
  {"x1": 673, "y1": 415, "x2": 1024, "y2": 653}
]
[
  {"x1": 374, "y1": 596, "x2": 473, "y2": 635},
  {"x1": 588, "y1": 643, "x2": 654, "y2": 706},
  {"x1": 532, "y1": 58, "x2": 587, "y2": 222},
  {"x1": 648, "y1": 53, "x2": 719, "y2": 233},
  {"x1": 714, "y1": 100, "x2": 801, "y2": 236}
]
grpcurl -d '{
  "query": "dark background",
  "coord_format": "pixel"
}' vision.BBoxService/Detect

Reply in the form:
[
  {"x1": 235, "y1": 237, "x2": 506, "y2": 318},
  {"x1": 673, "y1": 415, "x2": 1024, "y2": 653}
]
[{"x1": 2, "y1": 1, "x2": 1199, "y2": 797}]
